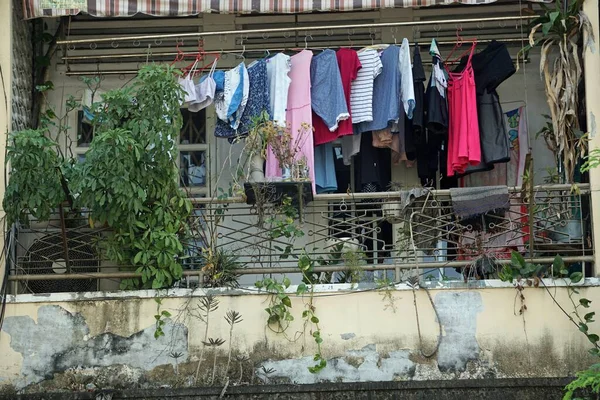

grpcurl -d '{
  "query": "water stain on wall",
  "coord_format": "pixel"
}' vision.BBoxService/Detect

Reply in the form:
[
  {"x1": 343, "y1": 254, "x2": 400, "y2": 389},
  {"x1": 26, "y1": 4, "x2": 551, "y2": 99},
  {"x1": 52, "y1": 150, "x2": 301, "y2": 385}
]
[{"x1": 2, "y1": 305, "x2": 187, "y2": 389}]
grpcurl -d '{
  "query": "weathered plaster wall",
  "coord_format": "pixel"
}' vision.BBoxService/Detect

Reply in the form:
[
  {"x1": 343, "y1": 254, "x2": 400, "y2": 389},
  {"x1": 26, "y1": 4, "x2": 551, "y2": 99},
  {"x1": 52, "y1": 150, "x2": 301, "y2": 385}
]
[{"x1": 0, "y1": 284, "x2": 598, "y2": 394}]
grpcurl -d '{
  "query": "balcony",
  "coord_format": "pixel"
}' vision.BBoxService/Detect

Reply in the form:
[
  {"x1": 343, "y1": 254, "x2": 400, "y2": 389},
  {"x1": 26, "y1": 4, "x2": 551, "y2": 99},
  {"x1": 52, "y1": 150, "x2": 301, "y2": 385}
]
[{"x1": 6, "y1": 184, "x2": 593, "y2": 294}]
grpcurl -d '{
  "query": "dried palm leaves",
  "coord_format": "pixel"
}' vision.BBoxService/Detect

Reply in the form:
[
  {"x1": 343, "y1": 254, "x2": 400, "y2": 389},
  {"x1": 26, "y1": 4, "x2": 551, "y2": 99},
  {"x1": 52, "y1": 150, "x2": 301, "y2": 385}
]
[{"x1": 524, "y1": 0, "x2": 594, "y2": 182}]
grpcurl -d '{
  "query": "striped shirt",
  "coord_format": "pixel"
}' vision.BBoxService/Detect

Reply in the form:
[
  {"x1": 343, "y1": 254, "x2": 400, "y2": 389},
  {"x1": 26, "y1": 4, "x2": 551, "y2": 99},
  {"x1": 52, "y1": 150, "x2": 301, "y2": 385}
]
[{"x1": 350, "y1": 49, "x2": 383, "y2": 124}]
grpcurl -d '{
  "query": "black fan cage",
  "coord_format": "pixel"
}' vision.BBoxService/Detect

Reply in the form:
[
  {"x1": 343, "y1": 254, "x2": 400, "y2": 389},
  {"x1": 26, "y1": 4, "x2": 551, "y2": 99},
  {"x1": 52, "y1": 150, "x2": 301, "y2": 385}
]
[{"x1": 18, "y1": 233, "x2": 100, "y2": 293}]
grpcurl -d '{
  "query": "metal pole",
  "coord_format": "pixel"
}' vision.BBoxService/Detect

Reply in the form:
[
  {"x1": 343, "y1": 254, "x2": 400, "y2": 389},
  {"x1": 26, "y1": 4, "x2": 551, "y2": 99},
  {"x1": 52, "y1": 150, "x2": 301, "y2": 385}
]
[
  {"x1": 56, "y1": 15, "x2": 536, "y2": 46},
  {"x1": 61, "y1": 38, "x2": 529, "y2": 62}
]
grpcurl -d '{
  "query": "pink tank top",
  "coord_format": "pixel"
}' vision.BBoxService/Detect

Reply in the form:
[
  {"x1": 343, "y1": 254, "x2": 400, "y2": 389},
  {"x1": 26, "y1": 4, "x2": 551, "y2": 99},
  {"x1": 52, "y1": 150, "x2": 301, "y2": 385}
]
[{"x1": 446, "y1": 43, "x2": 481, "y2": 176}]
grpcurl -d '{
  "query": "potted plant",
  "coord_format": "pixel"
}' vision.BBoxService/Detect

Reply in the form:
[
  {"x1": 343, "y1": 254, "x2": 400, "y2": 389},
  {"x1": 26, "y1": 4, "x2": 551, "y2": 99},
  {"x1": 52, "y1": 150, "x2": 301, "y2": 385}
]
[
  {"x1": 538, "y1": 167, "x2": 583, "y2": 243},
  {"x1": 243, "y1": 121, "x2": 313, "y2": 207},
  {"x1": 266, "y1": 122, "x2": 312, "y2": 181},
  {"x1": 242, "y1": 111, "x2": 272, "y2": 183}
]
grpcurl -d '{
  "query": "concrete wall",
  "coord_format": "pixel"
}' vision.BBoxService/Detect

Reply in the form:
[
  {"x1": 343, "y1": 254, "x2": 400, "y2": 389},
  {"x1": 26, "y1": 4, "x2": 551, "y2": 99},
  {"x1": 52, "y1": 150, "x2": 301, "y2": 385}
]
[{"x1": 1, "y1": 283, "x2": 599, "y2": 394}]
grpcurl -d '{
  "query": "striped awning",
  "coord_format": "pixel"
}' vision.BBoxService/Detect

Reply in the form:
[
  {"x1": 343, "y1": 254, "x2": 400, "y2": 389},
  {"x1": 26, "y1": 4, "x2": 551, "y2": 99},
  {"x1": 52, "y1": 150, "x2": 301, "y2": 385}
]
[{"x1": 23, "y1": 0, "x2": 546, "y2": 19}]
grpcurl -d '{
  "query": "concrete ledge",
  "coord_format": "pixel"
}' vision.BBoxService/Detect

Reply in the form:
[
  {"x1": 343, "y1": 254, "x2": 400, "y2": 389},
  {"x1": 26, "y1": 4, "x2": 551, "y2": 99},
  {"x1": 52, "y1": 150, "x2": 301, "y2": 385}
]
[
  {"x1": 7, "y1": 278, "x2": 600, "y2": 305},
  {"x1": 3, "y1": 378, "x2": 577, "y2": 400}
]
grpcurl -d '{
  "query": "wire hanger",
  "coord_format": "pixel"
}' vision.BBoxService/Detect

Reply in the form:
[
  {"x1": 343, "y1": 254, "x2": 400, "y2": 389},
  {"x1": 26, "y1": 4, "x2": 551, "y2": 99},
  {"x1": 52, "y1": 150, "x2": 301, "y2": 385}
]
[{"x1": 304, "y1": 34, "x2": 313, "y2": 49}]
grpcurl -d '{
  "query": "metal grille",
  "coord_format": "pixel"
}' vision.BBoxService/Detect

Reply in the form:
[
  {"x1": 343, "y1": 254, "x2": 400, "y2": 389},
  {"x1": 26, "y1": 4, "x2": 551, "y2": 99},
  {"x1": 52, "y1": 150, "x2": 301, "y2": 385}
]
[{"x1": 6, "y1": 184, "x2": 593, "y2": 293}]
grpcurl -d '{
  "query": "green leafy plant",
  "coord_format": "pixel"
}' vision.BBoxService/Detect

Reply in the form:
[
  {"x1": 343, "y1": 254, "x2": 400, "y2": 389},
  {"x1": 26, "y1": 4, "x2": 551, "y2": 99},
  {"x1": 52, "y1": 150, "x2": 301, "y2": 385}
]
[
  {"x1": 202, "y1": 337, "x2": 226, "y2": 385},
  {"x1": 255, "y1": 276, "x2": 294, "y2": 332},
  {"x1": 224, "y1": 310, "x2": 243, "y2": 379},
  {"x1": 72, "y1": 65, "x2": 192, "y2": 289},
  {"x1": 296, "y1": 279, "x2": 326, "y2": 374},
  {"x1": 192, "y1": 295, "x2": 220, "y2": 384},
  {"x1": 500, "y1": 252, "x2": 600, "y2": 398},
  {"x1": 564, "y1": 363, "x2": 600, "y2": 400},
  {"x1": 153, "y1": 297, "x2": 172, "y2": 339},
  {"x1": 201, "y1": 248, "x2": 244, "y2": 288},
  {"x1": 3, "y1": 129, "x2": 65, "y2": 225}
]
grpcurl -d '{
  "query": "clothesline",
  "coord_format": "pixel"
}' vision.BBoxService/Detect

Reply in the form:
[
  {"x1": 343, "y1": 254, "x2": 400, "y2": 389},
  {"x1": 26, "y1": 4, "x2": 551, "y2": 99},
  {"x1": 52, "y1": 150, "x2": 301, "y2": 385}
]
[
  {"x1": 62, "y1": 37, "x2": 530, "y2": 63},
  {"x1": 56, "y1": 15, "x2": 536, "y2": 46},
  {"x1": 173, "y1": 38, "x2": 526, "y2": 196}
]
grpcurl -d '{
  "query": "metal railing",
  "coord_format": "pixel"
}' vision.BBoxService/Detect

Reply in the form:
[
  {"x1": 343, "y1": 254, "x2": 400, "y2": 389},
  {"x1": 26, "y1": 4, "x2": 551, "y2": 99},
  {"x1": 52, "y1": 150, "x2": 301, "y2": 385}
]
[{"x1": 6, "y1": 184, "x2": 593, "y2": 293}]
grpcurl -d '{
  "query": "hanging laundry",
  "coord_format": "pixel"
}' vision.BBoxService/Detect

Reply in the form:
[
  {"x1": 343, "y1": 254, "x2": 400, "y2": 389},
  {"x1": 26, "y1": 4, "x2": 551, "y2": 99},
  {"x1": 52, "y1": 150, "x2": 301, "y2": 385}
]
[
  {"x1": 354, "y1": 45, "x2": 401, "y2": 134},
  {"x1": 454, "y1": 41, "x2": 516, "y2": 176},
  {"x1": 446, "y1": 42, "x2": 481, "y2": 176},
  {"x1": 214, "y1": 62, "x2": 249, "y2": 130},
  {"x1": 335, "y1": 48, "x2": 362, "y2": 136},
  {"x1": 266, "y1": 53, "x2": 292, "y2": 127},
  {"x1": 265, "y1": 50, "x2": 316, "y2": 193},
  {"x1": 214, "y1": 60, "x2": 271, "y2": 139},
  {"x1": 311, "y1": 49, "x2": 350, "y2": 145},
  {"x1": 314, "y1": 143, "x2": 338, "y2": 194},
  {"x1": 405, "y1": 43, "x2": 426, "y2": 161},
  {"x1": 341, "y1": 48, "x2": 383, "y2": 166},
  {"x1": 350, "y1": 48, "x2": 383, "y2": 125},
  {"x1": 354, "y1": 132, "x2": 392, "y2": 193},
  {"x1": 188, "y1": 60, "x2": 218, "y2": 113},
  {"x1": 178, "y1": 68, "x2": 197, "y2": 105},
  {"x1": 426, "y1": 40, "x2": 449, "y2": 135},
  {"x1": 399, "y1": 38, "x2": 415, "y2": 120}
]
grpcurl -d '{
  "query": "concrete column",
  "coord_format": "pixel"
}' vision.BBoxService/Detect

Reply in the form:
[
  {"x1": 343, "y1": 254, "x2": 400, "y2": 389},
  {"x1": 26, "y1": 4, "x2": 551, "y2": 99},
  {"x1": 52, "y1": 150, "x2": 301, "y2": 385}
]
[{"x1": 583, "y1": 0, "x2": 600, "y2": 274}]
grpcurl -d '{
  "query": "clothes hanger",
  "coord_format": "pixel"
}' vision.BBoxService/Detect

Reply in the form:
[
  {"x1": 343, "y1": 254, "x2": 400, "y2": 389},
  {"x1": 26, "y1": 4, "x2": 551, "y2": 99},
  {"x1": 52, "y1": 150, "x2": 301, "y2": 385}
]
[
  {"x1": 304, "y1": 34, "x2": 313, "y2": 50},
  {"x1": 170, "y1": 41, "x2": 186, "y2": 66},
  {"x1": 445, "y1": 26, "x2": 477, "y2": 65}
]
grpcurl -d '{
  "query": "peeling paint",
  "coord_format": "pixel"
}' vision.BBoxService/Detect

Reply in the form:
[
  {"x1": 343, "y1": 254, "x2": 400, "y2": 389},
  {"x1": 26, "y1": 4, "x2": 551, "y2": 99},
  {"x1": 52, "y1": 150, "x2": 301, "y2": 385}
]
[
  {"x1": 257, "y1": 344, "x2": 415, "y2": 384},
  {"x1": 435, "y1": 291, "x2": 483, "y2": 372},
  {"x1": 2, "y1": 305, "x2": 187, "y2": 389},
  {"x1": 589, "y1": 111, "x2": 597, "y2": 138},
  {"x1": 340, "y1": 333, "x2": 356, "y2": 340}
]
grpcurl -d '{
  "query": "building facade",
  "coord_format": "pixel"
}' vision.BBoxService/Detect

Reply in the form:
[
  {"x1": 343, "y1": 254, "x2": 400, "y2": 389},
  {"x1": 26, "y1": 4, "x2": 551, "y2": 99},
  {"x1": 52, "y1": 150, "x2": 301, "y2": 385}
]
[{"x1": 1, "y1": 0, "x2": 600, "y2": 397}]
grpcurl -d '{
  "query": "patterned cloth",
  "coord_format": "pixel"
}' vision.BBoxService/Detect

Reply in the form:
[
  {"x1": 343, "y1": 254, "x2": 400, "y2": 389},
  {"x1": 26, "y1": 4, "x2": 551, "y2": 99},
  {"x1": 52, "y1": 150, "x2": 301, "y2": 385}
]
[
  {"x1": 215, "y1": 60, "x2": 271, "y2": 139},
  {"x1": 23, "y1": 0, "x2": 548, "y2": 19}
]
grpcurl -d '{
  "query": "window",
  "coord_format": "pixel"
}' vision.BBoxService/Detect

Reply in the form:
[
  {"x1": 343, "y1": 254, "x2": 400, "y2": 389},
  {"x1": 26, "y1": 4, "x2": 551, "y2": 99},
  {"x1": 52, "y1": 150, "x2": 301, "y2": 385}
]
[
  {"x1": 75, "y1": 108, "x2": 209, "y2": 197},
  {"x1": 179, "y1": 108, "x2": 208, "y2": 196}
]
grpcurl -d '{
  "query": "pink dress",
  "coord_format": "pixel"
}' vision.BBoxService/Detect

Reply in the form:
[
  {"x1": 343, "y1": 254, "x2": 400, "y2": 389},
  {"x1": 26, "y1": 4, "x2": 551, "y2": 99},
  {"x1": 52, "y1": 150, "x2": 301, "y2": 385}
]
[
  {"x1": 447, "y1": 43, "x2": 481, "y2": 176},
  {"x1": 266, "y1": 50, "x2": 316, "y2": 193}
]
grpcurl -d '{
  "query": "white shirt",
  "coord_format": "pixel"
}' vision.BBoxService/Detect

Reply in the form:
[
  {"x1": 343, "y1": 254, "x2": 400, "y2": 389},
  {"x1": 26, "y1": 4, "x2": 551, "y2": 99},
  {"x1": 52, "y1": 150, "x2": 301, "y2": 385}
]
[{"x1": 266, "y1": 53, "x2": 292, "y2": 127}]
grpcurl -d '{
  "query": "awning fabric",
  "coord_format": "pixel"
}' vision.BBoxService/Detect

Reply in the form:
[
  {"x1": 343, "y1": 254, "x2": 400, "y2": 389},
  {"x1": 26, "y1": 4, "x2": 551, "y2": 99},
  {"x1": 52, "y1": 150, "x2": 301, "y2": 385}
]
[{"x1": 23, "y1": 0, "x2": 544, "y2": 19}]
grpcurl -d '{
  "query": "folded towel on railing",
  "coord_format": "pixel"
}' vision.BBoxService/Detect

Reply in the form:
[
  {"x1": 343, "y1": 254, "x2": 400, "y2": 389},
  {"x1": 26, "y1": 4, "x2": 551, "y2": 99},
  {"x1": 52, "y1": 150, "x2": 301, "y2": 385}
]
[{"x1": 449, "y1": 186, "x2": 510, "y2": 220}]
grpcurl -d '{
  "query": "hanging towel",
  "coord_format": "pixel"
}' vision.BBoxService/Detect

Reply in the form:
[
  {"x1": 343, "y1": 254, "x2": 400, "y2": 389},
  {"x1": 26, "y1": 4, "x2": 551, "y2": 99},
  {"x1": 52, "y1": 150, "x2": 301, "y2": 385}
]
[
  {"x1": 399, "y1": 38, "x2": 415, "y2": 119},
  {"x1": 449, "y1": 185, "x2": 509, "y2": 220}
]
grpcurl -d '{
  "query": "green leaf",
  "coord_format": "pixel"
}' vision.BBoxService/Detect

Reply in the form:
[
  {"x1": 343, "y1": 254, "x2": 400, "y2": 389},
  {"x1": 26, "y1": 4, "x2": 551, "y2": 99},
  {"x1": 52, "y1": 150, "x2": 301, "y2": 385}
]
[
  {"x1": 281, "y1": 296, "x2": 292, "y2": 308},
  {"x1": 588, "y1": 334, "x2": 600, "y2": 344},
  {"x1": 584, "y1": 312, "x2": 596, "y2": 322},
  {"x1": 552, "y1": 255, "x2": 565, "y2": 274},
  {"x1": 579, "y1": 323, "x2": 589, "y2": 333},
  {"x1": 511, "y1": 251, "x2": 526, "y2": 268},
  {"x1": 296, "y1": 283, "x2": 308, "y2": 295},
  {"x1": 311, "y1": 316, "x2": 319, "y2": 324},
  {"x1": 283, "y1": 277, "x2": 291, "y2": 288},
  {"x1": 571, "y1": 272, "x2": 584, "y2": 283},
  {"x1": 580, "y1": 298, "x2": 592, "y2": 308},
  {"x1": 161, "y1": 310, "x2": 172, "y2": 318}
]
